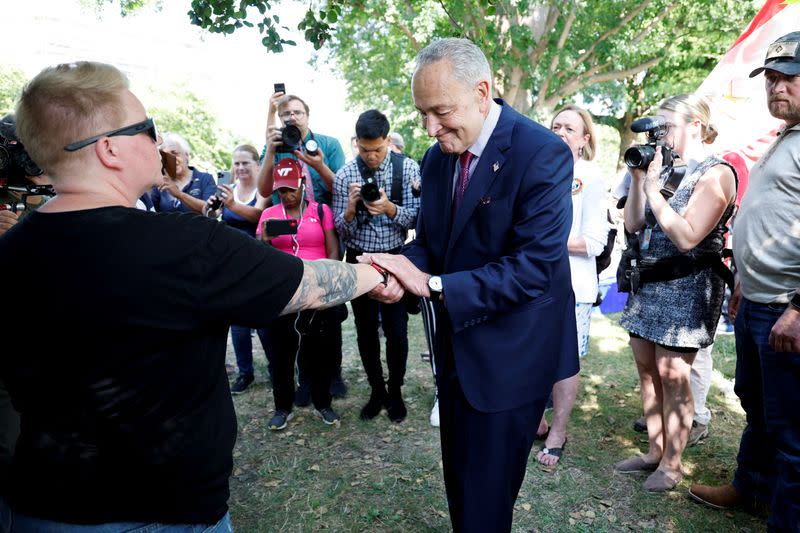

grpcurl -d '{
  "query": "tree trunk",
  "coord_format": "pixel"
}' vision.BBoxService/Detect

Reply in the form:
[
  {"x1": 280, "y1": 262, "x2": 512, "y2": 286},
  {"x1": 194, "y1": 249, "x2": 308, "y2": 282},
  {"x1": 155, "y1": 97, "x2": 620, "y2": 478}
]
[{"x1": 617, "y1": 111, "x2": 636, "y2": 172}]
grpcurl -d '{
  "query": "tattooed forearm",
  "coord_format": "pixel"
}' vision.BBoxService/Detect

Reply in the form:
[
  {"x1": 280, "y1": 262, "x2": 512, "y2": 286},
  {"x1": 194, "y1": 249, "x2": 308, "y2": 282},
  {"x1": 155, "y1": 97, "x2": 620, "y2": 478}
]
[{"x1": 281, "y1": 260, "x2": 360, "y2": 315}]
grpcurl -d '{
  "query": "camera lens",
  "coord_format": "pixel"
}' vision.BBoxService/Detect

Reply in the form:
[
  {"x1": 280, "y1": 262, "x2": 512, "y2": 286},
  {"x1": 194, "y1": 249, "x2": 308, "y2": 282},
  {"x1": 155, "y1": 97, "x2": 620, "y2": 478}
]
[
  {"x1": 624, "y1": 145, "x2": 655, "y2": 170},
  {"x1": 360, "y1": 177, "x2": 381, "y2": 203},
  {"x1": 280, "y1": 125, "x2": 303, "y2": 153},
  {"x1": 305, "y1": 139, "x2": 319, "y2": 156}
]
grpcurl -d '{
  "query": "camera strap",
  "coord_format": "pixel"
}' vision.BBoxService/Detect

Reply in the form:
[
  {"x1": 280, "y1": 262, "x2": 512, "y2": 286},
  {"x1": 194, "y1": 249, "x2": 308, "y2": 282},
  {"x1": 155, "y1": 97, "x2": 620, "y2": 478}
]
[{"x1": 638, "y1": 250, "x2": 735, "y2": 290}]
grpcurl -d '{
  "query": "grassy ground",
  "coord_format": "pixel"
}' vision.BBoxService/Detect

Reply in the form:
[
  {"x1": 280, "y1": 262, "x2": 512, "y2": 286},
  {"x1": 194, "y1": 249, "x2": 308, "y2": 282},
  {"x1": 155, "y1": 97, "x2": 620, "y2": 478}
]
[{"x1": 225, "y1": 309, "x2": 766, "y2": 532}]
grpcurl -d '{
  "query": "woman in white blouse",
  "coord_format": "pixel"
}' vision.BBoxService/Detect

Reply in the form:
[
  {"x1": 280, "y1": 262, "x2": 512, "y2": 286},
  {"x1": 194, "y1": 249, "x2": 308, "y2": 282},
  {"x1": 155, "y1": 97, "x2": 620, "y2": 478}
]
[{"x1": 536, "y1": 105, "x2": 609, "y2": 466}]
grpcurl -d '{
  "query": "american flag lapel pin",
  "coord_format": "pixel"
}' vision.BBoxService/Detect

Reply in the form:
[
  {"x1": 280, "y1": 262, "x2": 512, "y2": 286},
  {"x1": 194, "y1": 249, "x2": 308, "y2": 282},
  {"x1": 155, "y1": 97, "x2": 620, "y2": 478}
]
[{"x1": 492, "y1": 161, "x2": 500, "y2": 172}]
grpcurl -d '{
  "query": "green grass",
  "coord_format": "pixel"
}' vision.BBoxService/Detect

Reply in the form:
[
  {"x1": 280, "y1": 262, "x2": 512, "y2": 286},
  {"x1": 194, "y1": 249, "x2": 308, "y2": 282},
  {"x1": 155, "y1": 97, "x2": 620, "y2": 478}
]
[{"x1": 225, "y1": 308, "x2": 766, "y2": 532}]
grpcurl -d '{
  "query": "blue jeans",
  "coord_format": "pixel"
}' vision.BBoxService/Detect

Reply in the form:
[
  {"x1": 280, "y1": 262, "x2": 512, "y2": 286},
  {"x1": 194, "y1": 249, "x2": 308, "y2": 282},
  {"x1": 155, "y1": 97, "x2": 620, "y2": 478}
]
[
  {"x1": 230, "y1": 325, "x2": 270, "y2": 380},
  {"x1": 0, "y1": 498, "x2": 232, "y2": 532},
  {"x1": 732, "y1": 298, "x2": 800, "y2": 532}
]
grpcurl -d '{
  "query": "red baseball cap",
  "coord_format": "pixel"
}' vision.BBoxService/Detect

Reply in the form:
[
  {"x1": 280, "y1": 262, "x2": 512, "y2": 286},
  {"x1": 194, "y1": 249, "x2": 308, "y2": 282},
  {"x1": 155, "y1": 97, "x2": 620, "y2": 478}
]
[{"x1": 273, "y1": 158, "x2": 304, "y2": 190}]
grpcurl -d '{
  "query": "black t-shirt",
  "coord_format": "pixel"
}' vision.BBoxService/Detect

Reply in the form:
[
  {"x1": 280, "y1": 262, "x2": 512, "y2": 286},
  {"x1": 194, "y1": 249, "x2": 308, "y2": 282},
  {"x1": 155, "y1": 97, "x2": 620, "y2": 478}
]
[{"x1": 0, "y1": 206, "x2": 303, "y2": 525}]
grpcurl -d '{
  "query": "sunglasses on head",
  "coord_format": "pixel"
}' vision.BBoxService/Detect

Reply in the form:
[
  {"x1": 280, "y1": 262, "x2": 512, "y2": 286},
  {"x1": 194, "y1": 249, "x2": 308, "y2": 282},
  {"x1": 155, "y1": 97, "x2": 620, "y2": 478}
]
[{"x1": 63, "y1": 117, "x2": 159, "y2": 152}]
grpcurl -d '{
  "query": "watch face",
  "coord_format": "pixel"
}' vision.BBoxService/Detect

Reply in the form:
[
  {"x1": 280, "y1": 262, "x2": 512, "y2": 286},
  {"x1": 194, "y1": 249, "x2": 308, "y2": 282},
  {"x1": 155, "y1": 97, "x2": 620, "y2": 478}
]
[{"x1": 429, "y1": 276, "x2": 442, "y2": 291}]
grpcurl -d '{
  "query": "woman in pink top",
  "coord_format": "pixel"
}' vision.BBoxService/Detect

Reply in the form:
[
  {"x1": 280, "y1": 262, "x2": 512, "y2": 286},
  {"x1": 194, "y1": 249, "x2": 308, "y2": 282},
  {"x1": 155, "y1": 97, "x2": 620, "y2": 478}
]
[{"x1": 257, "y1": 159, "x2": 344, "y2": 430}]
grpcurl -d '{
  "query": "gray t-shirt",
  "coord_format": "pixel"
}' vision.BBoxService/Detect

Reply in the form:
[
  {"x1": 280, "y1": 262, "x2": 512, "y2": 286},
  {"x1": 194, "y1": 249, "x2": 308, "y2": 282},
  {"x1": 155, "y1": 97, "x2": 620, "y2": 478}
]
[{"x1": 733, "y1": 124, "x2": 800, "y2": 304}]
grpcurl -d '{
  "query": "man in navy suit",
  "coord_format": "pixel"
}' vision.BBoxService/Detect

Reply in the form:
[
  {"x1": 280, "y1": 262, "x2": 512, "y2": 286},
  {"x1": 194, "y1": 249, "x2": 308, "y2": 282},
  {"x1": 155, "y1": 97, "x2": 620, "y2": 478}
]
[{"x1": 360, "y1": 38, "x2": 578, "y2": 532}]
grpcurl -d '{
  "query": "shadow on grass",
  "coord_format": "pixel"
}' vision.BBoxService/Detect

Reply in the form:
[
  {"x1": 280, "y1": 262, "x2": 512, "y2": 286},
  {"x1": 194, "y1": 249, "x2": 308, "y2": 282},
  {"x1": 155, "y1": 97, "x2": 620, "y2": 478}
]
[{"x1": 225, "y1": 310, "x2": 766, "y2": 532}]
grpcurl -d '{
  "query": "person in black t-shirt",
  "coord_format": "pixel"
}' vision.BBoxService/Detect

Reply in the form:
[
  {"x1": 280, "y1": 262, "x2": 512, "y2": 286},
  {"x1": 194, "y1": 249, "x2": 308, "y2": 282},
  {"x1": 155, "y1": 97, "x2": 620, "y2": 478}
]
[{"x1": 0, "y1": 61, "x2": 392, "y2": 532}]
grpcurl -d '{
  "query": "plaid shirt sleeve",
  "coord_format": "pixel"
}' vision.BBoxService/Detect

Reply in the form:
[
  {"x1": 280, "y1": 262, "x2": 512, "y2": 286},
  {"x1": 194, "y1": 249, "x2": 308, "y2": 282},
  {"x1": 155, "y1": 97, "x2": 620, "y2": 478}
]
[{"x1": 333, "y1": 161, "x2": 360, "y2": 240}]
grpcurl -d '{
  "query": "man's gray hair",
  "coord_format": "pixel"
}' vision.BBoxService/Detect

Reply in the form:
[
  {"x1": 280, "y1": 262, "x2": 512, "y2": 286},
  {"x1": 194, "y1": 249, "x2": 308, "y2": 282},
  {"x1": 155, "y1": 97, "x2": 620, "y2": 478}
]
[
  {"x1": 389, "y1": 132, "x2": 405, "y2": 149},
  {"x1": 161, "y1": 132, "x2": 191, "y2": 156},
  {"x1": 413, "y1": 38, "x2": 492, "y2": 92}
]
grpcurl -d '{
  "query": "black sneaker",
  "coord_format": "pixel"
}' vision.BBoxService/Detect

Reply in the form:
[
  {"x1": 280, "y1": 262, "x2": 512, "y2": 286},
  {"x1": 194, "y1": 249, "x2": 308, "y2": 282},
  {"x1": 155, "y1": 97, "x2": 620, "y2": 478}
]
[
  {"x1": 330, "y1": 374, "x2": 348, "y2": 399},
  {"x1": 268, "y1": 410, "x2": 293, "y2": 431},
  {"x1": 230, "y1": 374, "x2": 254, "y2": 395},
  {"x1": 314, "y1": 407, "x2": 341, "y2": 426},
  {"x1": 294, "y1": 381, "x2": 311, "y2": 407}
]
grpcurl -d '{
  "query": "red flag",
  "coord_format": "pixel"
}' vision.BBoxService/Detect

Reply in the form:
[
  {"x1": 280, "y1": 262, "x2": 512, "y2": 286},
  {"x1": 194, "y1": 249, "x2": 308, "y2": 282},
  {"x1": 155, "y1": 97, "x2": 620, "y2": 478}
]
[{"x1": 697, "y1": 0, "x2": 800, "y2": 173}]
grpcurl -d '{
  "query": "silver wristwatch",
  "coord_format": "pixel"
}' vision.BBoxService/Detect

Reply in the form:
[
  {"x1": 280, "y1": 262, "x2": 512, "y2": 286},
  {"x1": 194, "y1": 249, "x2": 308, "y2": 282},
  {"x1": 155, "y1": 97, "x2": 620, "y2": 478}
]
[{"x1": 428, "y1": 275, "x2": 443, "y2": 300}]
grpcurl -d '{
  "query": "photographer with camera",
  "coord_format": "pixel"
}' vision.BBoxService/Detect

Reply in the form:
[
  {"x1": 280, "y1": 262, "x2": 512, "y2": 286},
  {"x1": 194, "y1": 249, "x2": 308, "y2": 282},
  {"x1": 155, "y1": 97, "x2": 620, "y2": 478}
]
[
  {"x1": 613, "y1": 94, "x2": 737, "y2": 493},
  {"x1": 257, "y1": 92, "x2": 345, "y2": 206},
  {"x1": 333, "y1": 109, "x2": 420, "y2": 423},
  {"x1": 0, "y1": 61, "x2": 387, "y2": 531}
]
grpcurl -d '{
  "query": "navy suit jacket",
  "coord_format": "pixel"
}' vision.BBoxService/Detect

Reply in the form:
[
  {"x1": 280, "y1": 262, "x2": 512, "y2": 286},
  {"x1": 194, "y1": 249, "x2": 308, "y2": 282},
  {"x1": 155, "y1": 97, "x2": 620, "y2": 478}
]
[{"x1": 404, "y1": 100, "x2": 579, "y2": 413}]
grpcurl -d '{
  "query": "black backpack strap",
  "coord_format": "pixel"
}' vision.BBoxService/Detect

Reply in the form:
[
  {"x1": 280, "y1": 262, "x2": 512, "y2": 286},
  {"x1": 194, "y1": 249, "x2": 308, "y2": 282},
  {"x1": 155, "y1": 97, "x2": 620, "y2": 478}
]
[
  {"x1": 390, "y1": 152, "x2": 404, "y2": 206},
  {"x1": 317, "y1": 201, "x2": 324, "y2": 222}
]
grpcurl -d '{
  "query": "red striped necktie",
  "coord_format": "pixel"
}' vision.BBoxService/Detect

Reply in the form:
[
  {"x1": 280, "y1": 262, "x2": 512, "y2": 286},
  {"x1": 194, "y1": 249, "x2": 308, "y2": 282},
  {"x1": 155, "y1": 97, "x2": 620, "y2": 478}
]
[{"x1": 454, "y1": 150, "x2": 474, "y2": 211}]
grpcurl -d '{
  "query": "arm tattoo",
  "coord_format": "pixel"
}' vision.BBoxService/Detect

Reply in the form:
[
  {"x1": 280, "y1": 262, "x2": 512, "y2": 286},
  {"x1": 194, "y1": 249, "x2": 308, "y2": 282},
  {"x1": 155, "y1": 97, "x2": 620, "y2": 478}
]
[{"x1": 281, "y1": 259, "x2": 358, "y2": 314}]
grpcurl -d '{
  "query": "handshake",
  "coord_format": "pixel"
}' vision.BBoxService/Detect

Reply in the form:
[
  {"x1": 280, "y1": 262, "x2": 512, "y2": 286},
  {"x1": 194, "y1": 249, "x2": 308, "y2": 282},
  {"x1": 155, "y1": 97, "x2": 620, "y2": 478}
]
[{"x1": 356, "y1": 253, "x2": 433, "y2": 303}]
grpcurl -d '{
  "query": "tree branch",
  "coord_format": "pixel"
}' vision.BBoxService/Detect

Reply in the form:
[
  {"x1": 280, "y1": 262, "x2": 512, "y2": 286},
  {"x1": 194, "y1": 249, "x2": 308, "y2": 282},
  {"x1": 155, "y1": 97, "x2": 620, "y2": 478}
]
[
  {"x1": 527, "y1": 5, "x2": 560, "y2": 68},
  {"x1": 437, "y1": 0, "x2": 463, "y2": 34},
  {"x1": 631, "y1": 2, "x2": 676, "y2": 46},
  {"x1": 540, "y1": 56, "x2": 662, "y2": 113},
  {"x1": 566, "y1": 0, "x2": 652, "y2": 73},
  {"x1": 536, "y1": 5, "x2": 576, "y2": 108}
]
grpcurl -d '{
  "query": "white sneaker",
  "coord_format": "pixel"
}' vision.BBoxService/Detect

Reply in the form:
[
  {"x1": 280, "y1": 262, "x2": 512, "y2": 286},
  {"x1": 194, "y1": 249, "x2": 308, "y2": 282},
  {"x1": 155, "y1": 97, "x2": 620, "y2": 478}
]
[{"x1": 429, "y1": 398, "x2": 440, "y2": 427}]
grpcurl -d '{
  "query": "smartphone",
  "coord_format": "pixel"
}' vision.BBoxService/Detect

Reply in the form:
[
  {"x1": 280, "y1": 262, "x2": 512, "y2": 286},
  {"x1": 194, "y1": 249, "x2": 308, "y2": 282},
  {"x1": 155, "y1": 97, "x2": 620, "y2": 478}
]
[
  {"x1": 216, "y1": 171, "x2": 232, "y2": 186},
  {"x1": 264, "y1": 218, "x2": 298, "y2": 236},
  {"x1": 159, "y1": 149, "x2": 177, "y2": 179},
  {"x1": 274, "y1": 83, "x2": 286, "y2": 94}
]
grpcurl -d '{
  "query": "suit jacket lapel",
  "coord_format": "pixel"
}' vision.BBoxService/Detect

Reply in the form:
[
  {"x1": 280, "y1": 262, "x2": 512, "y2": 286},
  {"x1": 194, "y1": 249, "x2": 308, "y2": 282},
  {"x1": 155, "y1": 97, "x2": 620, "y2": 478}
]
[{"x1": 447, "y1": 103, "x2": 514, "y2": 251}]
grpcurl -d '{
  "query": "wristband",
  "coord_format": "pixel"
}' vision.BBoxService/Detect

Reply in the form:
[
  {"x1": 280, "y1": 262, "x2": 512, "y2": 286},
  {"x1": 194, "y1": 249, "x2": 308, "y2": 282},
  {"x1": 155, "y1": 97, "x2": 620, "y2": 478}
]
[
  {"x1": 790, "y1": 292, "x2": 800, "y2": 311},
  {"x1": 369, "y1": 262, "x2": 389, "y2": 287}
]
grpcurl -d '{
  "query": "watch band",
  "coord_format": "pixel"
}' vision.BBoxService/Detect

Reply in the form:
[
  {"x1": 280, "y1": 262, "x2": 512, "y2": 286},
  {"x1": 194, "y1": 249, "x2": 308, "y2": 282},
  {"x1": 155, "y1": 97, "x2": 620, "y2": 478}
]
[
  {"x1": 790, "y1": 292, "x2": 800, "y2": 311},
  {"x1": 369, "y1": 262, "x2": 389, "y2": 287}
]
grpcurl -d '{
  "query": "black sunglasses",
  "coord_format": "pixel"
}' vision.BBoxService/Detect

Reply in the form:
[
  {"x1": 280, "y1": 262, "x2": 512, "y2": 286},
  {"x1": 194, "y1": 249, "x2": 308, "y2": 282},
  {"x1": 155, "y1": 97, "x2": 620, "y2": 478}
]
[{"x1": 63, "y1": 117, "x2": 159, "y2": 152}]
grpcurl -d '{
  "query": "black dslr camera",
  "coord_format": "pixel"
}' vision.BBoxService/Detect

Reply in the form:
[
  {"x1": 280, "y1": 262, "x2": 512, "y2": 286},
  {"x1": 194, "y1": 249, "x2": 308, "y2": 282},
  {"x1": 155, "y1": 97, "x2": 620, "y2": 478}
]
[
  {"x1": 624, "y1": 116, "x2": 687, "y2": 199},
  {"x1": 360, "y1": 174, "x2": 381, "y2": 203},
  {"x1": 277, "y1": 123, "x2": 304, "y2": 153},
  {"x1": 0, "y1": 114, "x2": 53, "y2": 212},
  {"x1": 277, "y1": 122, "x2": 319, "y2": 156}
]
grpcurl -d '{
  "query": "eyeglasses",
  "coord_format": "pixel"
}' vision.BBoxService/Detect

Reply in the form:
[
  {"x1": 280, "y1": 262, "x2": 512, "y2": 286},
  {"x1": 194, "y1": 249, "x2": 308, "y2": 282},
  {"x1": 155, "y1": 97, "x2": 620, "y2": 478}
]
[
  {"x1": 279, "y1": 110, "x2": 306, "y2": 120},
  {"x1": 63, "y1": 117, "x2": 159, "y2": 152}
]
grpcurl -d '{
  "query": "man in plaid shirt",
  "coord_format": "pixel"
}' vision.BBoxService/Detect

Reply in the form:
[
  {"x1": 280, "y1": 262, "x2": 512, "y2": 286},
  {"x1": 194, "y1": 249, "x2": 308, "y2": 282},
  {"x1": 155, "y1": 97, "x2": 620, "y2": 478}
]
[{"x1": 333, "y1": 109, "x2": 420, "y2": 422}]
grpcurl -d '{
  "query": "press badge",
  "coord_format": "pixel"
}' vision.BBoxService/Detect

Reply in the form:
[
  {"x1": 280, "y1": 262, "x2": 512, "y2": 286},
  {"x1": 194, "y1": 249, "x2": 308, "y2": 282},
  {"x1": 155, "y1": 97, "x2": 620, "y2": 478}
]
[{"x1": 641, "y1": 227, "x2": 652, "y2": 251}]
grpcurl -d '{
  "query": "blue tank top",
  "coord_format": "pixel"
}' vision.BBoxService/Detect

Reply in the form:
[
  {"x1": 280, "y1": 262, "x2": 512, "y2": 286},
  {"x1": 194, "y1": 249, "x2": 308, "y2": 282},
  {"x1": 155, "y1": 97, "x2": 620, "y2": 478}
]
[{"x1": 222, "y1": 185, "x2": 259, "y2": 237}]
